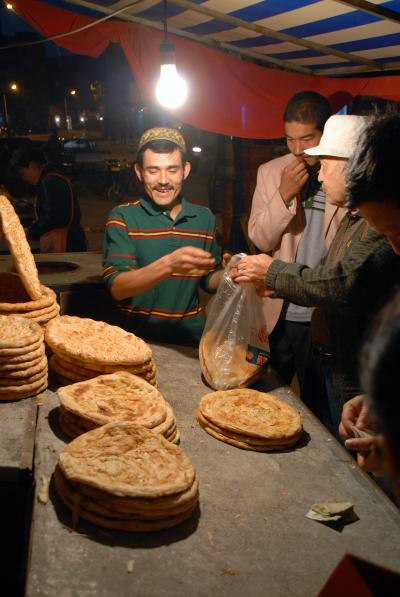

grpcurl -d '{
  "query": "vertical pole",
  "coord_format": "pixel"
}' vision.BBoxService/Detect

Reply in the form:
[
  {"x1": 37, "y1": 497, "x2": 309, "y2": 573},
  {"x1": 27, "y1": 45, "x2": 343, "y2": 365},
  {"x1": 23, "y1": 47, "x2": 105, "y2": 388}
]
[
  {"x1": 2, "y1": 93, "x2": 8, "y2": 124},
  {"x1": 64, "y1": 97, "x2": 68, "y2": 129}
]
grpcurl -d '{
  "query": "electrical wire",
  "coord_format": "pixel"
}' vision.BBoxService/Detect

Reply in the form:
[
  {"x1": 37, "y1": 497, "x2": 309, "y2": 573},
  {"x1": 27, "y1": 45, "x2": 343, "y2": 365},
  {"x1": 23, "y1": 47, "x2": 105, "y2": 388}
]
[{"x1": 0, "y1": 0, "x2": 145, "y2": 50}]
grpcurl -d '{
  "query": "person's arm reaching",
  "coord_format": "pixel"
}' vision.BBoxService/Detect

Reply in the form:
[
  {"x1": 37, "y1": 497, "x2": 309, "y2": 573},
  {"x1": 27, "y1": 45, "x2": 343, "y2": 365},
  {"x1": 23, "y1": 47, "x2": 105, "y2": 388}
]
[{"x1": 110, "y1": 246, "x2": 216, "y2": 300}]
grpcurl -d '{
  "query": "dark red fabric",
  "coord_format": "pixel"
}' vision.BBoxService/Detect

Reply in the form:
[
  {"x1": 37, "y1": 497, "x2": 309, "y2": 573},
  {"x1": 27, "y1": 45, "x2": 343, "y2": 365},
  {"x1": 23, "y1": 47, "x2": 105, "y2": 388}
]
[{"x1": 15, "y1": 0, "x2": 400, "y2": 139}]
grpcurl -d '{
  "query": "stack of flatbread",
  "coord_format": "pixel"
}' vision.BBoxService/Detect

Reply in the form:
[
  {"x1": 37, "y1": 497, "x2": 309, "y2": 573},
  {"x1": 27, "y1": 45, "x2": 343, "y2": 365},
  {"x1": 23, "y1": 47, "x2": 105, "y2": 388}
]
[
  {"x1": 54, "y1": 422, "x2": 199, "y2": 532},
  {"x1": 45, "y1": 316, "x2": 156, "y2": 386},
  {"x1": 199, "y1": 330, "x2": 263, "y2": 390},
  {"x1": 0, "y1": 196, "x2": 59, "y2": 327},
  {"x1": 0, "y1": 273, "x2": 60, "y2": 327},
  {"x1": 197, "y1": 388, "x2": 303, "y2": 451},
  {"x1": 0, "y1": 316, "x2": 48, "y2": 401},
  {"x1": 56, "y1": 371, "x2": 179, "y2": 443}
]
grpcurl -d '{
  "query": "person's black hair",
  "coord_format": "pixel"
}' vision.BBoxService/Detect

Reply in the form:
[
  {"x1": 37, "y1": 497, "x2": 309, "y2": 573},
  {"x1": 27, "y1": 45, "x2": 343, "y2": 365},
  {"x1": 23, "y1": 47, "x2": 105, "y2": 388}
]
[
  {"x1": 283, "y1": 91, "x2": 331, "y2": 132},
  {"x1": 136, "y1": 139, "x2": 187, "y2": 169},
  {"x1": 345, "y1": 111, "x2": 400, "y2": 209},
  {"x1": 360, "y1": 291, "x2": 400, "y2": 468},
  {"x1": 10, "y1": 142, "x2": 47, "y2": 169}
]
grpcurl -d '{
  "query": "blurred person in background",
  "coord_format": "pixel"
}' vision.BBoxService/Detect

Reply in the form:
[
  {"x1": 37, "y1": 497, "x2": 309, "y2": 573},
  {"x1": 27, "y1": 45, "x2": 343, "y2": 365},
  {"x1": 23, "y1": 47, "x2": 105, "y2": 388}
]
[{"x1": 11, "y1": 144, "x2": 86, "y2": 253}]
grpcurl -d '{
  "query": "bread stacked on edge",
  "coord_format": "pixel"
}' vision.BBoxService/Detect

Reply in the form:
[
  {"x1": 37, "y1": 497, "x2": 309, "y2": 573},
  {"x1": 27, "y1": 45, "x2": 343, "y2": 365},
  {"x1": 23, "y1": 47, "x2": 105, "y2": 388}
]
[
  {"x1": 0, "y1": 196, "x2": 60, "y2": 328},
  {"x1": 57, "y1": 371, "x2": 179, "y2": 443},
  {"x1": 54, "y1": 423, "x2": 199, "y2": 532},
  {"x1": 45, "y1": 316, "x2": 157, "y2": 387},
  {"x1": 0, "y1": 316, "x2": 48, "y2": 401},
  {"x1": 197, "y1": 388, "x2": 303, "y2": 451},
  {"x1": 0, "y1": 273, "x2": 60, "y2": 327}
]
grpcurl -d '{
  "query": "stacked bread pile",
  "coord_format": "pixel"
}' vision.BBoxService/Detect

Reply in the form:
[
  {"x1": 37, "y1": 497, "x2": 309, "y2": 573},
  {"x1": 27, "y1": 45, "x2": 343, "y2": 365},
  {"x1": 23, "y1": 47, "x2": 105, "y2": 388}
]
[
  {"x1": 0, "y1": 273, "x2": 60, "y2": 327},
  {"x1": 197, "y1": 388, "x2": 303, "y2": 451},
  {"x1": 57, "y1": 371, "x2": 179, "y2": 443},
  {"x1": 46, "y1": 316, "x2": 156, "y2": 386},
  {"x1": 0, "y1": 316, "x2": 47, "y2": 401},
  {"x1": 54, "y1": 422, "x2": 199, "y2": 531},
  {"x1": 0, "y1": 196, "x2": 59, "y2": 328}
]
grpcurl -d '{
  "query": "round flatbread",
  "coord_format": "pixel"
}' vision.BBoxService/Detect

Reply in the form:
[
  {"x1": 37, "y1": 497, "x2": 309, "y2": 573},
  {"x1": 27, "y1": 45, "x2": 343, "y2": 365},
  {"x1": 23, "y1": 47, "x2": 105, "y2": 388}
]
[
  {"x1": 58, "y1": 423, "x2": 195, "y2": 498},
  {"x1": 0, "y1": 377, "x2": 47, "y2": 400},
  {"x1": 0, "y1": 316, "x2": 43, "y2": 349},
  {"x1": 199, "y1": 331, "x2": 263, "y2": 390},
  {"x1": 0, "y1": 342, "x2": 45, "y2": 364},
  {"x1": 57, "y1": 370, "x2": 168, "y2": 429},
  {"x1": 45, "y1": 316, "x2": 152, "y2": 366},
  {"x1": 0, "y1": 355, "x2": 47, "y2": 379},
  {"x1": 196, "y1": 409, "x2": 302, "y2": 451},
  {"x1": 198, "y1": 389, "x2": 303, "y2": 441},
  {"x1": 0, "y1": 196, "x2": 42, "y2": 300},
  {"x1": 0, "y1": 273, "x2": 56, "y2": 311},
  {"x1": 54, "y1": 350, "x2": 155, "y2": 376}
]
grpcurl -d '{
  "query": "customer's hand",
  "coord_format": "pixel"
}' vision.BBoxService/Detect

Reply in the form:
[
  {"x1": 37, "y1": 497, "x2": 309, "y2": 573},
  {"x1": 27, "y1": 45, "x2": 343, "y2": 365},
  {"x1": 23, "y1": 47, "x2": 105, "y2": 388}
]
[
  {"x1": 339, "y1": 394, "x2": 370, "y2": 440},
  {"x1": 339, "y1": 395, "x2": 383, "y2": 476},
  {"x1": 230, "y1": 254, "x2": 273, "y2": 287}
]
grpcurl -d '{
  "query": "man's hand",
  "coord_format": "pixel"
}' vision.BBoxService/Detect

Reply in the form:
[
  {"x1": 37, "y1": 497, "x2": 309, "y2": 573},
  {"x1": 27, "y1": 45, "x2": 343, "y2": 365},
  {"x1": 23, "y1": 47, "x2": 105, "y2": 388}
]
[
  {"x1": 230, "y1": 254, "x2": 273, "y2": 288},
  {"x1": 339, "y1": 395, "x2": 383, "y2": 476},
  {"x1": 339, "y1": 394, "x2": 370, "y2": 440},
  {"x1": 279, "y1": 158, "x2": 309, "y2": 204},
  {"x1": 166, "y1": 246, "x2": 215, "y2": 276}
]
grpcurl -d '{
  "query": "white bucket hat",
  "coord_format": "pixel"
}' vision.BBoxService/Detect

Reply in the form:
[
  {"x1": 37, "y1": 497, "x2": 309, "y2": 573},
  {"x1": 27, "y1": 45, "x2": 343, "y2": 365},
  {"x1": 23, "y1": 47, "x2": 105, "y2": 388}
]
[{"x1": 305, "y1": 114, "x2": 367, "y2": 159}]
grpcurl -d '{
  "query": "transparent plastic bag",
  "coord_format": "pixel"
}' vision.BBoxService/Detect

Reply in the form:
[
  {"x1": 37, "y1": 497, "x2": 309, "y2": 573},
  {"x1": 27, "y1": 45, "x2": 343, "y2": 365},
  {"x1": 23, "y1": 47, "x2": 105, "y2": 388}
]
[{"x1": 199, "y1": 253, "x2": 270, "y2": 390}]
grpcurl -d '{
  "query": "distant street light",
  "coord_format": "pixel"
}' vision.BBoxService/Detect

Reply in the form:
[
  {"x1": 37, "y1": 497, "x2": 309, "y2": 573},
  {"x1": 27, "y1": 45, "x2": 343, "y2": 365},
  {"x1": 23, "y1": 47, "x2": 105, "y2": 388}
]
[
  {"x1": 2, "y1": 81, "x2": 19, "y2": 126},
  {"x1": 6, "y1": 3, "x2": 14, "y2": 10},
  {"x1": 69, "y1": 89, "x2": 77, "y2": 96}
]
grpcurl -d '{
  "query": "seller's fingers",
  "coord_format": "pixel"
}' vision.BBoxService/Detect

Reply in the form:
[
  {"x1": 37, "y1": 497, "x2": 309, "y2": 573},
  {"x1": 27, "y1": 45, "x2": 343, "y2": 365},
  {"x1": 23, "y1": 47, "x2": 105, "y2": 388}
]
[{"x1": 222, "y1": 252, "x2": 232, "y2": 267}]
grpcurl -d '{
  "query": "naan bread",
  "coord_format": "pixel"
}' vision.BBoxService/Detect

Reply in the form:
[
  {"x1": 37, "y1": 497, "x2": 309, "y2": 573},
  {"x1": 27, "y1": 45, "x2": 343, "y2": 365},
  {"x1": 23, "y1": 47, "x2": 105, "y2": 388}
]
[
  {"x1": 198, "y1": 388, "x2": 303, "y2": 441},
  {"x1": 0, "y1": 316, "x2": 43, "y2": 349},
  {"x1": 0, "y1": 196, "x2": 42, "y2": 300},
  {"x1": 57, "y1": 371, "x2": 168, "y2": 429},
  {"x1": 0, "y1": 273, "x2": 56, "y2": 311},
  {"x1": 59, "y1": 423, "x2": 195, "y2": 497},
  {"x1": 45, "y1": 316, "x2": 152, "y2": 366},
  {"x1": 199, "y1": 331, "x2": 263, "y2": 390}
]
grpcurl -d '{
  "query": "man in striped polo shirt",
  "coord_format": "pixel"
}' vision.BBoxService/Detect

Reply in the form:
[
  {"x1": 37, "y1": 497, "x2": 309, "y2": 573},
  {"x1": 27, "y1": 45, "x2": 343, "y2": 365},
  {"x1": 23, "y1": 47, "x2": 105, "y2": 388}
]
[{"x1": 103, "y1": 127, "x2": 225, "y2": 345}]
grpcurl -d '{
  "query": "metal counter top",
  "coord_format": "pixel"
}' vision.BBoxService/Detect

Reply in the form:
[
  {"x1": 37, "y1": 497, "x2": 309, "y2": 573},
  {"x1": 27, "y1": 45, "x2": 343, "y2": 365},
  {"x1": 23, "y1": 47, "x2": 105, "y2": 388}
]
[
  {"x1": 26, "y1": 343, "x2": 400, "y2": 597},
  {"x1": 0, "y1": 251, "x2": 103, "y2": 291}
]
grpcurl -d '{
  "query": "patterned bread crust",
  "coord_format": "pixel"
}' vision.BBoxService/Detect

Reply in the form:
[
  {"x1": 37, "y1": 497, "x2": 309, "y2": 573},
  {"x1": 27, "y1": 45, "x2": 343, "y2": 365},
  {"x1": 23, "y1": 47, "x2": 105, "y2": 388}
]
[
  {"x1": 0, "y1": 196, "x2": 42, "y2": 300},
  {"x1": 198, "y1": 389, "x2": 303, "y2": 440},
  {"x1": 58, "y1": 423, "x2": 195, "y2": 497},
  {"x1": 45, "y1": 316, "x2": 152, "y2": 366}
]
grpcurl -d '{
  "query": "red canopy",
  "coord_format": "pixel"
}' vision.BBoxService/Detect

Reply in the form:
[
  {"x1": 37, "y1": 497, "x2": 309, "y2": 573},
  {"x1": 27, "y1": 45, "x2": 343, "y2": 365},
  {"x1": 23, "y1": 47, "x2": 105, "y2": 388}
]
[{"x1": 14, "y1": 0, "x2": 400, "y2": 139}]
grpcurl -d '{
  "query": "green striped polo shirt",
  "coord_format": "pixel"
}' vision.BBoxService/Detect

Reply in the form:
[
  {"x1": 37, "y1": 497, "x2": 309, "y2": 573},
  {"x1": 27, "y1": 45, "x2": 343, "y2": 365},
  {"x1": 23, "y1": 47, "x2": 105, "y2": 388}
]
[{"x1": 103, "y1": 196, "x2": 221, "y2": 344}]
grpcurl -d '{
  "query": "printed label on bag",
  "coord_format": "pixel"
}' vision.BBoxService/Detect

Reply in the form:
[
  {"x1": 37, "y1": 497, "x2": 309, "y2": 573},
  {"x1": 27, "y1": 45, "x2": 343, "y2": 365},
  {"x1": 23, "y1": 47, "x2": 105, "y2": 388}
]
[{"x1": 246, "y1": 344, "x2": 270, "y2": 367}]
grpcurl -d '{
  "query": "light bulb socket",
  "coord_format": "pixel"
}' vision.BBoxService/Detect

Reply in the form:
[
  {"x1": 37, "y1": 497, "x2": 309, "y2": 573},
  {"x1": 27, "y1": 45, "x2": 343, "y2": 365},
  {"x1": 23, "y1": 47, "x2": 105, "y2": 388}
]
[{"x1": 160, "y1": 38, "x2": 176, "y2": 65}]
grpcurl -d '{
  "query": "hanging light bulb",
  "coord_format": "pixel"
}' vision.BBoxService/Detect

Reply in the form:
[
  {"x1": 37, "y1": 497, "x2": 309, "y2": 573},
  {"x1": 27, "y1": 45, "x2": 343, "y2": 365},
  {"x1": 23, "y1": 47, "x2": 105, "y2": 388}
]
[{"x1": 156, "y1": 0, "x2": 188, "y2": 110}]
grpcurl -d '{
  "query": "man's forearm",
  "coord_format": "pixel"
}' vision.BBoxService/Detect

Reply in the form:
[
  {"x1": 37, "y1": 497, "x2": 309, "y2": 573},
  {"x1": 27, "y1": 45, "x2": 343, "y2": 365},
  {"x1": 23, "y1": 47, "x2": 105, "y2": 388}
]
[{"x1": 111, "y1": 256, "x2": 171, "y2": 300}]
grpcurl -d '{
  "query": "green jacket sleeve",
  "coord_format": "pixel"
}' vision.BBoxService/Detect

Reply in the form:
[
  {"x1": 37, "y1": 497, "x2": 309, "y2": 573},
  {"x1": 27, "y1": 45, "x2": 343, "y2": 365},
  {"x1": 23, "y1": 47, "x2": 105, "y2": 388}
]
[{"x1": 265, "y1": 229, "x2": 399, "y2": 313}]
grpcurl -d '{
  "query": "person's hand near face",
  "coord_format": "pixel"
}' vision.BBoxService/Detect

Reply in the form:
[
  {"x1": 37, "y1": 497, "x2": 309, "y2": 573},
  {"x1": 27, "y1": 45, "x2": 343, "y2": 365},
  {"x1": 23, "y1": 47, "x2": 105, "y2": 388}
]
[{"x1": 279, "y1": 158, "x2": 309, "y2": 205}]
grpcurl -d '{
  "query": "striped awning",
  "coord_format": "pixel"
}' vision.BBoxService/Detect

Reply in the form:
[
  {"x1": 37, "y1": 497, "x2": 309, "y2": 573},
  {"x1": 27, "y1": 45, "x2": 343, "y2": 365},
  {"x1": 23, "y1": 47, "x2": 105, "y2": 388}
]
[{"x1": 61, "y1": 0, "x2": 400, "y2": 75}]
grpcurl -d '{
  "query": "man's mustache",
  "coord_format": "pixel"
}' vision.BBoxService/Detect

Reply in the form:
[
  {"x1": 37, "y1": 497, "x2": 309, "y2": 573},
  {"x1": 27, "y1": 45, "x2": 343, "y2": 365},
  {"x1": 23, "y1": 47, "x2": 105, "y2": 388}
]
[{"x1": 152, "y1": 184, "x2": 174, "y2": 191}]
